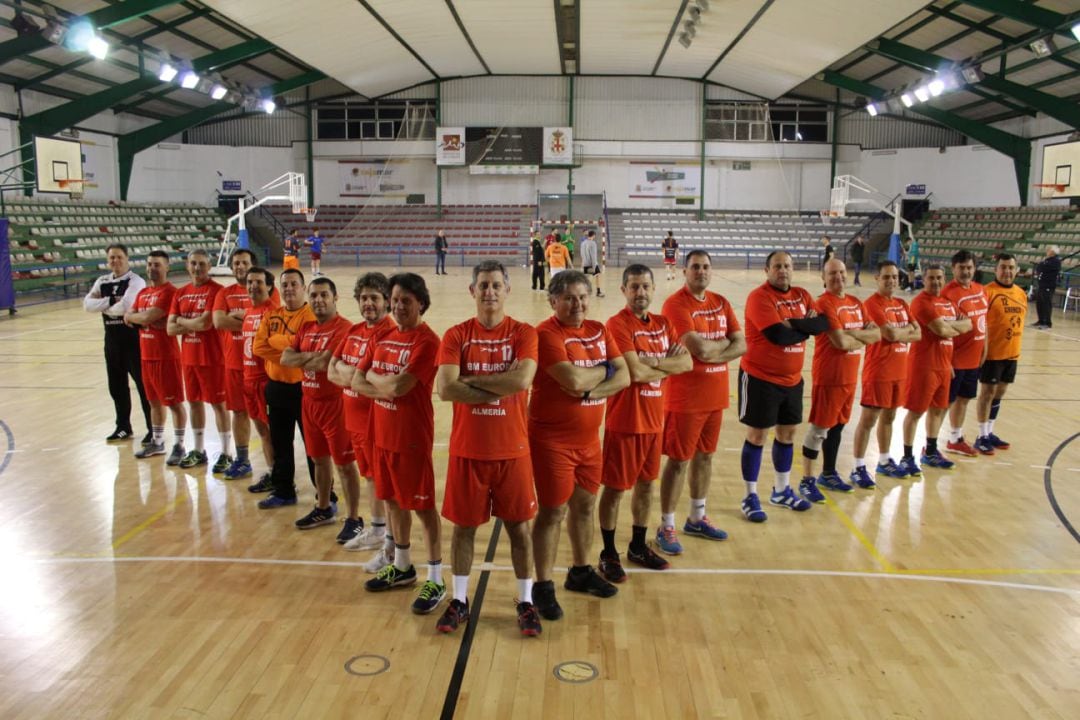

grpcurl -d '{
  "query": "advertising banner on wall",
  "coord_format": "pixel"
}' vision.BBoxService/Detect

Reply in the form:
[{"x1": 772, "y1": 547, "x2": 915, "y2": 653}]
[
  {"x1": 338, "y1": 159, "x2": 418, "y2": 198},
  {"x1": 628, "y1": 161, "x2": 701, "y2": 199},
  {"x1": 436, "y1": 127, "x2": 466, "y2": 165},
  {"x1": 543, "y1": 127, "x2": 573, "y2": 165}
]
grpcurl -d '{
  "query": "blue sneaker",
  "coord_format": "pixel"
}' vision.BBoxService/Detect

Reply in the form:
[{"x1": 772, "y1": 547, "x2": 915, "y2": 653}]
[
  {"x1": 819, "y1": 472, "x2": 854, "y2": 493},
  {"x1": 258, "y1": 494, "x2": 298, "y2": 509},
  {"x1": 799, "y1": 476, "x2": 826, "y2": 503},
  {"x1": 987, "y1": 433, "x2": 1010, "y2": 450},
  {"x1": 973, "y1": 436, "x2": 995, "y2": 456},
  {"x1": 769, "y1": 486, "x2": 812, "y2": 511},
  {"x1": 850, "y1": 466, "x2": 876, "y2": 490},
  {"x1": 683, "y1": 516, "x2": 728, "y2": 540},
  {"x1": 896, "y1": 456, "x2": 922, "y2": 478},
  {"x1": 920, "y1": 449, "x2": 955, "y2": 469},
  {"x1": 741, "y1": 493, "x2": 767, "y2": 523},
  {"x1": 876, "y1": 459, "x2": 909, "y2": 479},
  {"x1": 655, "y1": 525, "x2": 683, "y2": 555},
  {"x1": 223, "y1": 458, "x2": 253, "y2": 479}
]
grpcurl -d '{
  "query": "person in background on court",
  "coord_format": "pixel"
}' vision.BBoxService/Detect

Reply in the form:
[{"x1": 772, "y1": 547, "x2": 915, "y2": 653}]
[
  {"x1": 942, "y1": 250, "x2": 988, "y2": 459},
  {"x1": 283, "y1": 230, "x2": 302, "y2": 272},
  {"x1": 849, "y1": 234, "x2": 866, "y2": 286},
  {"x1": 530, "y1": 231, "x2": 546, "y2": 292},
  {"x1": 904, "y1": 235, "x2": 920, "y2": 291},
  {"x1": 124, "y1": 250, "x2": 186, "y2": 461},
  {"x1": 562, "y1": 226, "x2": 576, "y2": 264},
  {"x1": 821, "y1": 235, "x2": 835, "y2": 269},
  {"x1": 304, "y1": 228, "x2": 324, "y2": 277},
  {"x1": 546, "y1": 234, "x2": 571, "y2": 278},
  {"x1": 662, "y1": 231, "x2": 678, "y2": 281},
  {"x1": 544, "y1": 227, "x2": 558, "y2": 248},
  {"x1": 83, "y1": 242, "x2": 151, "y2": 444},
  {"x1": 434, "y1": 229, "x2": 449, "y2": 276},
  {"x1": 579, "y1": 229, "x2": 605, "y2": 298},
  {"x1": 974, "y1": 254, "x2": 1027, "y2": 455},
  {"x1": 1032, "y1": 245, "x2": 1061, "y2": 329}
]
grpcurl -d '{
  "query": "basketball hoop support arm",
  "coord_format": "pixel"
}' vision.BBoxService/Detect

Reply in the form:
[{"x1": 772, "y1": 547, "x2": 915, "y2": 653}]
[
  {"x1": 832, "y1": 175, "x2": 916, "y2": 240},
  {"x1": 217, "y1": 172, "x2": 306, "y2": 268}
]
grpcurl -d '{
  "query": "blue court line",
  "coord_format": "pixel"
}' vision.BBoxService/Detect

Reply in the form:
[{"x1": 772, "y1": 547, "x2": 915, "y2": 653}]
[{"x1": 0, "y1": 420, "x2": 13, "y2": 476}]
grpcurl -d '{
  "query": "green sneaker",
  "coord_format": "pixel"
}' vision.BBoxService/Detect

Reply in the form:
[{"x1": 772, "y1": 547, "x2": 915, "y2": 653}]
[
  {"x1": 178, "y1": 449, "x2": 208, "y2": 469},
  {"x1": 364, "y1": 564, "x2": 417, "y2": 592},
  {"x1": 212, "y1": 453, "x2": 233, "y2": 474},
  {"x1": 411, "y1": 580, "x2": 447, "y2": 615}
]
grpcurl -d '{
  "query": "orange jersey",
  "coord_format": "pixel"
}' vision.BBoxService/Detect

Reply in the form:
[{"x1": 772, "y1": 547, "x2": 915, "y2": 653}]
[
  {"x1": 812, "y1": 292, "x2": 868, "y2": 387},
  {"x1": 334, "y1": 315, "x2": 394, "y2": 436},
  {"x1": 364, "y1": 323, "x2": 441, "y2": 453},
  {"x1": 213, "y1": 284, "x2": 254, "y2": 371},
  {"x1": 133, "y1": 283, "x2": 178, "y2": 362},
  {"x1": 942, "y1": 280, "x2": 988, "y2": 369},
  {"x1": 545, "y1": 243, "x2": 570, "y2": 269},
  {"x1": 661, "y1": 287, "x2": 741, "y2": 413},
  {"x1": 606, "y1": 308, "x2": 679, "y2": 434},
  {"x1": 861, "y1": 293, "x2": 912, "y2": 384},
  {"x1": 252, "y1": 304, "x2": 316, "y2": 384},
  {"x1": 741, "y1": 282, "x2": 818, "y2": 387},
  {"x1": 530, "y1": 316, "x2": 620, "y2": 447},
  {"x1": 438, "y1": 316, "x2": 538, "y2": 460},
  {"x1": 984, "y1": 281, "x2": 1027, "y2": 361},
  {"x1": 290, "y1": 314, "x2": 352, "y2": 401},
  {"x1": 909, "y1": 291, "x2": 958, "y2": 372},
  {"x1": 169, "y1": 280, "x2": 223, "y2": 367},
  {"x1": 241, "y1": 300, "x2": 276, "y2": 383}
]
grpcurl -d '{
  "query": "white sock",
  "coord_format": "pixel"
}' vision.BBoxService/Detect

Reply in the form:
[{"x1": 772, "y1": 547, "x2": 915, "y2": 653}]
[
  {"x1": 689, "y1": 498, "x2": 706, "y2": 523},
  {"x1": 393, "y1": 544, "x2": 411, "y2": 571},
  {"x1": 949, "y1": 428, "x2": 962, "y2": 443},
  {"x1": 979, "y1": 422, "x2": 990, "y2": 438},
  {"x1": 172, "y1": 428, "x2": 184, "y2": 448},
  {"x1": 988, "y1": 419, "x2": 996, "y2": 434},
  {"x1": 220, "y1": 431, "x2": 232, "y2": 456},
  {"x1": 383, "y1": 533, "x2": 395, "y2": 553},
  {"x1": 453, "y1": 574, "x2": 469, "y2": 602},
  {"x1": 427, "y1": 560, "x2": 443, "y2": 585},
  {"x1": 854, "y1": 457, "x2": 866, "y2": 469},
  {"x1": 371, "y1": 516, "x2": 386, "y2": 529},
  {"x1": 746, "y1": 481, "x2": 757, "y2": 495},
  {"x1": 518, "y1": 577, "x2": 533, "y2": 604},
  {"x1": 773, "y1": 473, "x2": 790, "y2": 492},
  {"x1": 193, "y1": 429, "x2": 204, "y2": 452},
  {"x1": 152, "y1": 426, "x2": 164, "y2": 444},
  {"x1": 661, "y1": 512, "x2": 675, "y2": 529}
]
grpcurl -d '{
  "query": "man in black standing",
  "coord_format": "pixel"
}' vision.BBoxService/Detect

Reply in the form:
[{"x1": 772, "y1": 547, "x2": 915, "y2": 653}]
[
  {"x1": 530, "y1": 231, "x2": 546, "y2": 291},
  {"x1": 849, "y1": 234, "x2": 866, "y2": 286},
  {"x1": 435, "y1": 230, "x2": 449, "y2": 275},
  {"x1": 1032, "y1": 245, "x2": 1062, "y2": 329}
]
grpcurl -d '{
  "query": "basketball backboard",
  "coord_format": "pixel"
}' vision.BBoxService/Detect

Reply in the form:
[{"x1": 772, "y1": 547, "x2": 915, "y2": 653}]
[{"x1": 34, "y1": 136, "x2": 83, "y2": 194}]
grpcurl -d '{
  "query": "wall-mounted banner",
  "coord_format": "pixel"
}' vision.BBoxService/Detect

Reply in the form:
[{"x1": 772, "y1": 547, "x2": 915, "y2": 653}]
[
  {"x1": 436, "y1": 127, "x2": 466, "y2": 166},
  {"x1": 338, "y1": 159, "x2": 417, "y2": 198},
  {"x1": 543, "y1": 127, "x2": 573, "y2": 165},
  {"x1": 628, "y1": 161, "x2": 701, "y2": 199}
]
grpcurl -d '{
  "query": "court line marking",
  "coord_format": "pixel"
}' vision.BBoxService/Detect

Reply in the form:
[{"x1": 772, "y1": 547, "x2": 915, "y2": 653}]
[
  {"x1": 0, "y1": 420, "x2": 14, "y2": 477},
  {"x1": 821, "y1": 494, "x2": 897, "y2": 573},
  {"x1": 1043, "y1": 431, "x2": 1080, "y2": 546},
  {"x1": 111, "y1": 495, "x2": 188, "y2": 550},
  {"x1": 0, "y1": 319, "x2": 88, "y2": 339}
]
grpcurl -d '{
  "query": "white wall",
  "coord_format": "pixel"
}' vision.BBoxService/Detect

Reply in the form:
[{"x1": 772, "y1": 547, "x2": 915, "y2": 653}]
[
  {"x1": 127, "y1": 143, "x2": 297, "y2": 204},
  {"x1": 856, "y1": 145, "x2": 1020, "y2": 207}
]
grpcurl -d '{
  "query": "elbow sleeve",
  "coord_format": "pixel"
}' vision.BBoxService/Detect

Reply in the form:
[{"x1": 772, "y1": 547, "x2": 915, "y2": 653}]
[
  {"x1": 762, "y1": 323, "x2": 809, "y2": 346},
  {"x1": 788, "y1": 316, "x2": 831, "y2": 335}
]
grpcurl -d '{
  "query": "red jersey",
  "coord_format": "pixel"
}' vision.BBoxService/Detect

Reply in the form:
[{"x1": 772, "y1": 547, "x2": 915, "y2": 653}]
[
  {"x1": 909, "y1": 292, "x2": 958, "y2": 372},
  {"x1": 438, "y1": 316, "x2": 538, "y2": 460},
  {"x1": 169, "y1": 280, "x2": 223, "y2": 367},
  {"x1": 290, "y1": 314, "x2": 353, "y2": 401},
  {"x1": 862, "y1": 293, "x2": 912, "y2": 384},
  {"x1": 133, "y1": 283, "x2": 178, "y2": 362},
  {"x1": 941, "y1": 280, "x2": 987, "y2": 370},
  {"x1": 812, "y1": 292, "x2": 867, "y2": 387},
  {"x1": 606, "y1": 308, "x2": 678, "y2": 434},
  {"x1": 213, "y1": 284, "x2": 253, "y2": 371},
  {"x1": 741, "y1": 282, "x2": 818, "y2": 387},
  {"x1": 364, "y1": 323, "x2": 441, "y2": 453},
  {"x1": 334, "y1": 315, "x2": 394, "y2": 436},
  {"x1": 241, "y1": 299, "x2": 277, "y2": 383},
  {"x1": 661, "y1": 287, "x2": 741, "y2": 413},
  {"x1": 529, "y1": 317, "x2": 620, "y2": 448}
]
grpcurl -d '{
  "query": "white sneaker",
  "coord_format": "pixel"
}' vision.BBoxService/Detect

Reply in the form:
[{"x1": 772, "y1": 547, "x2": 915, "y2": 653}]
[
  {"x1": 344, "y1": 525, "x2": 386, "y2": 552},
  {"x1": 361, "y1": 547, "x2": 392, "y2": 574}
]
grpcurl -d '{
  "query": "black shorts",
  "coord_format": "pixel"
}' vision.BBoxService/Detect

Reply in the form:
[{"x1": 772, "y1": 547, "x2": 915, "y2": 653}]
[
  {"x1": 980, "y1": 359, "x2": 1018, "y2": 385},
  {"x1": 582, "y1": 265, "x2": 601, "y2": 275},
  {"x1": 949, "y1": 368, "x2": 980, "y2": 402},
  {"x1": 738, "y1": 369, "x2": 803, "y2": 429}
]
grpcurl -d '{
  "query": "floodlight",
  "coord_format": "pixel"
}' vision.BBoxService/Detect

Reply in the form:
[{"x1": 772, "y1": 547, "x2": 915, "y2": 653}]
[
  {"x1": 211, "y1": 84, "x2": 228, "y2": 100},
  {"x1": 1029, "y1": 37, "x2": 1055, "y2": 58},
  {"x1": 260, "y1": 98, "x2": 276, "y2": 114},
  {"x1": 64, "y1": 18, "x2": 96, "y2": 53},
  {"x1": 900, "y1": 93, "x2": 914, "y2": 108},
  {"x1": 195, "y1": 77, "x2": 215, "y2": 94},
  {"x1": 866, "y1": 103, "x2": 878, "y2": 117},
  {"x1": 678, "y1": 32, "x2": 692, "y2": 49},
  {"x1": 928, "y1": 78, "x2": 945, "y2": 96},
  {"x1": 87, "y1": 35, "x2": 109, "y2": 60},
  {"x1": 158, "y1": 62, "x2": 178, "y2": 82},
  {"x1": 683, "y1": 20, "x2": 697, "y2": 38},
  {"x1": 696, "y1": 0, "x2": 710, "y2": 11},
  {"x1": 1072, "y1": 22, "x2": 1080, "y2": 42},
  {"x1": 687, "y1": 6, "x2": 702, "y2": 22},
  {"x1": 181, "y1": 71, "x2": 200, "y2": 89},
  {"x1": 914, "y1": 85, "x2": 930, "y2": 102},
  {"x1": 961, "y1": 65, "x2": 985, "y2": 84}
]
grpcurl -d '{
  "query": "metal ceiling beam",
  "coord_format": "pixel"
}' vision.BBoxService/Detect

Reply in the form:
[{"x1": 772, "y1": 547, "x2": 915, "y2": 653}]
[
  {"x1": 702, "y1": 0, "x2": 777, "y2": 79},
  {"x1": 444, "y1": 1, "x2": 489, "y2": 74},
  {"x1": 957, "y1": 0, "x2": 1065, "y2": 31},
  {"x1": 652, "y1": 0, "x2": 688, "y2": 76},
  {"x1": 835, "y1": 1, "x2": 965, "y2": 75},
  {"x1": 924, "y1": 6, "x2": 1012, "y2": 42},
  {"x1": 354, "y1": 0, "x2": 439, "y2": 79}
]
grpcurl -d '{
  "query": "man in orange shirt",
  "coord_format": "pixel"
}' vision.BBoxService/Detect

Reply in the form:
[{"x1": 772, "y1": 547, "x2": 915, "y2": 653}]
[
  {"x1": 124, "y1": 250, "x2": 187, "y2": 461},
  {"x1": 942, "y1": 250, "x2": 988, "y2": 457},
  {"x1": 899, "y1": 264, "x2": 973, "y2": 475},
  {"x1": 598, "y1": 264, "x2": 692, "y2": 579},
  {"x1": 545, "y1": 239, "x2": 571, "y2": 278},
  {"x1": 798, "y1": 259, "x2": 879, "y2": 498},
  {"x1": 974, "y1": 254, "x2": 1027, "y2": 454},
  {"x1": 434, "y1": 260, "x2": 543, "y2": 636},
  {"x1": 739, "y1": 251, "x2": 830, "y2": 523},
  {"x1": 166, "y1": 250, "x2": 229, "y2": 471},
  {"x1": 238, "y1": 267, "x2": 278, "y2": 491},
  {"x1": 212, "y1": 249, "x2": 258, "y2": 477},
  {"x1": 529, "y1": 270, "x2": 630, "y2": 621},
  {"x1": 850, "y1": 261, "x2": 921, "y2": 483},
  {"x1": 657, "y1": 250, "x2": 744, "y2": 553}
]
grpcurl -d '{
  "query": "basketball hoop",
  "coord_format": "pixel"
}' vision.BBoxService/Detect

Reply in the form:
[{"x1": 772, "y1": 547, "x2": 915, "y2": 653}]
[
  {"x1": 301, "y1": 207, "x2": 317, "y2": 223},
  {"x1": 1034, "y1": 183, "x2": 1068, "y2": 194},
  {"x1": 819, "y1": 209, "x2": 836, "y2": 225},
  {"x1": 58, "y1": 178, "x2": 85, "y2": 198}
]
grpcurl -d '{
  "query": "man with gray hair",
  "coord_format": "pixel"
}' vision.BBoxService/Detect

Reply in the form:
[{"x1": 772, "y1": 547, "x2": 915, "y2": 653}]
[
  {"x1": 578, "y1": 230, "x2": 605, "y2": 298},
  {"x1": 1032, "y1": 245, "x2": 1061, "y2": 329}
]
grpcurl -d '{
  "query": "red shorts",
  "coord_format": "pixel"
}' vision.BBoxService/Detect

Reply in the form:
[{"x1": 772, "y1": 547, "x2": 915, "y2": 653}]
[
  {"x1": 861, "y1": 379, "x2": 904, "y2": 410},
  {"x1": 662, "y1": 410, "x2": 722, "y2": 461},
  {"x1": 183, "y1": 364, "x2": 226, "y2": 404},
  {"x1": 442, "y1": 455, "x2": 537, "y2": 527},
  {"x1": 808, "y1": 384, "x2": 856, "y2": 427},
  {"x1": 663, "y1": 257, "x2": 676, "y2": 266},
  {"x1": 311, "y1": 251, "x2": 322, "y2": 261},
  {"x1": 143, "y1": 359, "x2": 183, "y2": 406},
  {"x1": 602, "y1": 431, "x2": 661, "y2": 491},
  {"x1": 225, "y1": 368, "x2": 246, "y2": 413},
  {"x1": 530, "y1": 438, "x2": 602, "y2": 508},
  {"x1": 904, "y1": 368, "x2": 951, "y2": 414},
  {"x1": 350, "y1": 431, "x2": 373, "y2": 478},
  {"x1": 373, "y1": 446, "x2": 435, "y2": 511},
  {"x1": 244, "y1": 377, "x2": 268, "y2": 424},
  {"x1": 301, "y1": 396, "x2": 355, "y2": 465}
]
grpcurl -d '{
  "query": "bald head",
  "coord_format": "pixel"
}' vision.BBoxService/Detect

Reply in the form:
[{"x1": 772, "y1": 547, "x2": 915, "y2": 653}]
[{"x1": 823, "y1": 258, "x2": 848, "y2": 294}]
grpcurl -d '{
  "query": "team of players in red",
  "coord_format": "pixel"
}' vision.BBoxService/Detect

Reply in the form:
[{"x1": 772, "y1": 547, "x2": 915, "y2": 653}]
[{"x1": 117, "y1": 244, "x2": 1026, "y2": 638}]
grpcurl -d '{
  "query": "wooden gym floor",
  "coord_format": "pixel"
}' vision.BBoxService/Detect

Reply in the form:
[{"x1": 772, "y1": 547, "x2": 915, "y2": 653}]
[{"x1": 0, "y1": 264, "x2": 1078, "y2": 719}]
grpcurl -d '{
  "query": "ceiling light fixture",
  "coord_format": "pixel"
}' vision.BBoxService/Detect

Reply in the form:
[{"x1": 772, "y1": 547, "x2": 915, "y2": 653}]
[
  {"x1": 180, "y1": 70, "x2": 200, "y2": 89},
  {"x1": 900, "y1": 92, "x2": 914, "y2": 108},
  {"x1": 1072, "y1": 22, "x2": 1080, "y2": 42},
  {"x1": 913, "y1": 85, "x2": 930, "y2": 103},
  {"x1": 260, "y1": 98, "x2": 276, "y2": 114},
  {"x1": 1029, "y1": 37, "x2": 1056, "y2": 58},
  {"x1": 211, "y1": 84, "x2": 228, "y2": 100},
  {"x1": 961, "y1": 65, "x2": 985, "y2": 84},
  {"x1": 866, "y1": 103, "x2": 878, "y2": 117},
  {"x1": 158, "y1": 62, "x2": 178, "y2": 82},
  {"x1": 928, "y1": 78, "x2": 945, "y2": 96},
  {"x1": 678, "y1": 32, "x2": 692, "y2": 49},
  {"x1": 86, "y1": 35, "x2": 108, "y2": 60}
]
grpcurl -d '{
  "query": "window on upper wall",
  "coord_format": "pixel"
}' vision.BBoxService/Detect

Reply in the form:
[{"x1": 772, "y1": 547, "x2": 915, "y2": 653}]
[
  {"x1": 316, "y1": 101, "x2": 436, "y2": 141},
  {"x1": 767, "y1": 104, "x2": 829, "y2": 143},
  {"x1": 704, "y1": 102, "x2": 770, "y2": 142}
]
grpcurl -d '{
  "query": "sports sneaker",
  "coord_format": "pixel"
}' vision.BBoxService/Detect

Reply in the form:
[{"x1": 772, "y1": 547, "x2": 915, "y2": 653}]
[
  {"x1": 212, "y1": 453, "x2": 233, "y2": 474},
  {"x1": 344, "y1": 525, "x2": 386, "y2": 552},
  {"x1": 741, "y1": 493, "x2": 768, "y2": 523},
  {"x1": 247, "y1": 473, "x2": 273, "y2": 493},
  {"x1": 988, "y1": 433, "x2": 1010, "y2": 450},
  {"x1": 436, "y1": 599, "x2": 469, "y2": 633},
  {"x1": 106, "y1": 428, "x2": 133, "y2": 442},
  {"x1": 850, "y1": 466, "x2": 876, "y2": 490},
  {"x1": 564, "y1": 566, "x2": 618, "y2": 598},
  {"x1": 598, "y1": 551, "x2": 627, "y2": 584},
  {"x1": 532, "y1": 580, "x2": 563, "y2": 621},
  {"x1": 165, "y1": 444, "x2": 186, "y2": 467},
  {"x1": 365, "y1": 563, "x2": 417, "y2": 592},
  {"x1": 920, "y1": 449, "x2": 955, "y2": 470},
  {"x1": 876, "y1": 459, "x2": 909, "y2": 479},
  {"x1": 336, "y1": 517, "x2": 364, "y2": 544},
  {"x1": 134, "y1": 441, "x2": 166, "y2": 459},
  {"x1": 655, "y1": 525, "x2": 683, "y2": 555},
  {"x1": 140, "y1": 431, "x2": 154, "y2": 447},
  {"x1": 362, "y1": 547, "x2": 392, "y2": 574},
  {"x1": 946, "y1": 438, "x2": 977, "y2": 457},
  {"x1": 683, "y1": 516, "x2": 729, "y2": 540},
  {"x1": 627, "y1": 546, "x2": 670, "y2": 573},
  {"x1": 411, "y1": 580, "x2": 447, "y2": 614},
  {"x1": 769, "y1": 486, "x2": 812, "y2": 511},
  {"x1": 257, "y1": 494, "x2": 297, "y2": 509},
  {"x1": 819, "y1": 472, "x2": 854, "y2": 493},
  {"x1": 897, "y1": 456, "x2": 922, "y2": 478},
  {"x1": 517, "y1": 601, "x2": 542, "y2": 637},
  {"x1": 223, "y1": 459, "x2": 253, "y2": 479},
  {"x1": 178, "y1": 449, "x2": 208, "y2": 469},
  {"x1": 799, "y1": 476, "x2": 826, "y2": 504},
  {"x1": 295, "y1": 505, "x2": 336, "y2": 530},
  {"x1": 973, "y1": 436, "x2": 996, "y2": 456}
]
